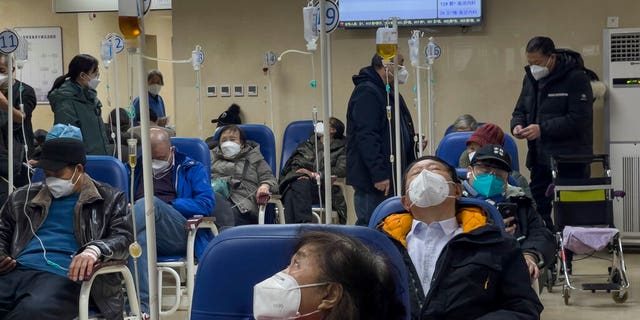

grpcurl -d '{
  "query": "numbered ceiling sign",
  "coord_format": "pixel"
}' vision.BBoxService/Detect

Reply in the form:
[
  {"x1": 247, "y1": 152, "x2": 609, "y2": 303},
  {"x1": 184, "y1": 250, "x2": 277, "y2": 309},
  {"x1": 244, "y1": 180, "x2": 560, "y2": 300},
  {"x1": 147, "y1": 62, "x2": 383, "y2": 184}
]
[
  {"x1": 314, "y1": 0, "x2": 339, "y2": 34},
  {"x1": 0, "y1": 29, "x2": 20, "y2": 54},
  {"x1": 425, "y1": 42, "x2": 442, "y2": 60},
  {"x1": 108, "y1": 34, "x2": 125, "y2": 54}
]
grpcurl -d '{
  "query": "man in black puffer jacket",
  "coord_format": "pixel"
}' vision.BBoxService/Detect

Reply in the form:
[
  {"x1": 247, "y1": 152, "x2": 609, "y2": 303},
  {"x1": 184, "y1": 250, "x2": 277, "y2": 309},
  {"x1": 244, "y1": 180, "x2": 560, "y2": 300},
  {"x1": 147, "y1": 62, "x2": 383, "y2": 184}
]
[
  {"x1": 511, "y1": 36, "x2": 594, "y2": 232},
  {"x1": 347, "y1": 53, "x2": 417, "y2": 226}
]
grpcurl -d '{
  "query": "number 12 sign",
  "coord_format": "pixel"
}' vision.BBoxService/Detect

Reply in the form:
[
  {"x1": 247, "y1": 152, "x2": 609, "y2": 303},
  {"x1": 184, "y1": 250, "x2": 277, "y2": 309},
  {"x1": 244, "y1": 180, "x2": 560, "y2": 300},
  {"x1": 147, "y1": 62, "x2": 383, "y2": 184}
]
[{"x1": 0, "y1": 29, "x2": 20, "y2": 54}]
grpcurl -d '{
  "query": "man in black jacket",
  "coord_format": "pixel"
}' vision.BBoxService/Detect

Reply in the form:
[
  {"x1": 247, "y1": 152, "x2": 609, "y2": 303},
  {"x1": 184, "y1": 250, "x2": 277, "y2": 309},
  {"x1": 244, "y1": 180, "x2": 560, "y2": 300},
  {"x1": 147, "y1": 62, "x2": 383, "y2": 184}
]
[
  {"x1": 511, "y1": 36, "x2": 593, "y2": 232},
  {"x1": 0, "y1": 138, "x2": 133, "y2": 320},
  {"x1": 347, "y1": 53, "x2": 417, "y2": 226},
  {"x1": 375, "y1": 155, "x2": 542, "y2": 319},
  {"x1": 462, "y1": 145, "x2": 554, "y2": 283}
]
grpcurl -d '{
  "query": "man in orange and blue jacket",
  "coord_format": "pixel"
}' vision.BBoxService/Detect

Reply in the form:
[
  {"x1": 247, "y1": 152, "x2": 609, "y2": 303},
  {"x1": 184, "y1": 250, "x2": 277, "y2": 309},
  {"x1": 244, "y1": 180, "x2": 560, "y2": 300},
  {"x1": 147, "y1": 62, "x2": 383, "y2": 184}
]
[{"x1": 374, "y1": 155, "x2": 542, "y2": 319}]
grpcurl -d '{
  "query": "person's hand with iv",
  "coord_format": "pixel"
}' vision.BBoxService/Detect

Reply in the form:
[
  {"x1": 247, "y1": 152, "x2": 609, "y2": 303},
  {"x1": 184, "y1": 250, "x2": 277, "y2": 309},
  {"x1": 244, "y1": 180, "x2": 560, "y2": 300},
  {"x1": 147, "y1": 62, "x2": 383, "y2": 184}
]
[
  {"x1": 421, "y1": 135, "x2": 429, "y2": 151},
  {"x1": 67, "y1": 248, "x2": 99, "y2": 281},
  {"x1": 256, "y1": 183, "x2": 271, "y2": 200},
  {"x1": 504, "y1": 216, "x2": 517, "y2": 235},
  {"x1": 0, "y1": 256, "x2": 17, "y2": 275},
  {"x1": 523, "y1": 253, "x2": 540, "y2": 283},
  {"x1": 296, "y1": 168, "x2": 316, "y2": 180}
]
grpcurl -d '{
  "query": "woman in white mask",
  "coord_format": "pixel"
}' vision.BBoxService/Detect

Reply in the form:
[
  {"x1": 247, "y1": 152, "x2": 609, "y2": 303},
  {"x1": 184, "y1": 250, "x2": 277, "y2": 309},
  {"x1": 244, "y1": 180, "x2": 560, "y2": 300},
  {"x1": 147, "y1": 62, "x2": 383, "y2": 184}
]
[
  {"x1": 210, "y1": 125, "x2": 277, "y2": 227},
  {"x1": 133, "y1": 70, "x2": 169, "y2": 127},
  {"x1": 48, "y1": 54, "x2": 111, "y2": 156},
  {"x1": 253, "y1": 230, "x2": 406, "y2": 320}
]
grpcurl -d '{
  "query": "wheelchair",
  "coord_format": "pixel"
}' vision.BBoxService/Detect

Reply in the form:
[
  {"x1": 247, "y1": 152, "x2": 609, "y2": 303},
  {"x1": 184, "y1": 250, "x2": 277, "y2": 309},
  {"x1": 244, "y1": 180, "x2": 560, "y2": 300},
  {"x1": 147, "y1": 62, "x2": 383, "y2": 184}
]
[{"x1": 544, "y1": 154, "x2": 630, "y2": 305}]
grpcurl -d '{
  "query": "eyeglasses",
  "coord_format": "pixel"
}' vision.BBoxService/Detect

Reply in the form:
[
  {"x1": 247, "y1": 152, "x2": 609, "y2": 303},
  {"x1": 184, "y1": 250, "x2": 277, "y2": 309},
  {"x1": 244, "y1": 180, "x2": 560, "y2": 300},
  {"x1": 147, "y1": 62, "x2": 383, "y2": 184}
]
[{"x1": 473, "y1": 163, "x2": 508, "y2": 180}]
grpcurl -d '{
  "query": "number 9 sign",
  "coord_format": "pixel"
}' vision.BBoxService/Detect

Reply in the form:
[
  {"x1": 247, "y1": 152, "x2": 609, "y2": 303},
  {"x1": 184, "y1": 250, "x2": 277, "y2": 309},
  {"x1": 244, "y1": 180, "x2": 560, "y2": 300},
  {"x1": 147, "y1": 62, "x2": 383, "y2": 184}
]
[
  {"x1": 314, "y1": 0, "x2": 339, "y2": 34},
  {"x1": 0, "y1": 29, "x2": 20, "y2": 54}
]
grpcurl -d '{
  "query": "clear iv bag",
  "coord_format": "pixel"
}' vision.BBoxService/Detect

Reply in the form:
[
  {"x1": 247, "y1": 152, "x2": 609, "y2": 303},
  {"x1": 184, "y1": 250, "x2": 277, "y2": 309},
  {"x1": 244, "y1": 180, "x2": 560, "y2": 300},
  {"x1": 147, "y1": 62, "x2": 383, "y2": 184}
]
[{"x1": 303, "y1": 5, "x2": 319, "y2": 51}]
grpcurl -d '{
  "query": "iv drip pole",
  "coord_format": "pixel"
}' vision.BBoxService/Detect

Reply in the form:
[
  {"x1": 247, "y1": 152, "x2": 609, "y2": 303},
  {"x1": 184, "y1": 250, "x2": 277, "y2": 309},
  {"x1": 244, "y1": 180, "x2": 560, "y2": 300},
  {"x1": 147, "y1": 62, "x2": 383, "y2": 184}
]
[
  {"x1": 319, "y1": 0, "x2": 333, "y2": 224},
  {"x1": 392, "y1": 17, "x2": 402, "y2": 197}
]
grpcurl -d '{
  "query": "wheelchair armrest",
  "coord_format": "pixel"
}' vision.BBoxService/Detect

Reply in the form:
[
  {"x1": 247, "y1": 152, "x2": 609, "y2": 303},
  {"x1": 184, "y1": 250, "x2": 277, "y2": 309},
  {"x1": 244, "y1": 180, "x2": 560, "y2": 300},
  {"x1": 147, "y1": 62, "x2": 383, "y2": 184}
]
[{"x1": 185, "y1": 215, "x2": 217, "y2": 232}]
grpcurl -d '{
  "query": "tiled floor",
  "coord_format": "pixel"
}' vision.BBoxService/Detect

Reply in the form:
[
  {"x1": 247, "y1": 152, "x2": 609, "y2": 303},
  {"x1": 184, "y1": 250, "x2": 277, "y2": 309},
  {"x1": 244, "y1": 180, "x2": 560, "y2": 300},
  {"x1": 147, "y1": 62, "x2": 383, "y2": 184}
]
[
  {"x1": 539, "y1": 250, "x2": 639, "y2": 319},
  {"x1": 163, "y1": 251, "x2": 640, "y2": 320}
]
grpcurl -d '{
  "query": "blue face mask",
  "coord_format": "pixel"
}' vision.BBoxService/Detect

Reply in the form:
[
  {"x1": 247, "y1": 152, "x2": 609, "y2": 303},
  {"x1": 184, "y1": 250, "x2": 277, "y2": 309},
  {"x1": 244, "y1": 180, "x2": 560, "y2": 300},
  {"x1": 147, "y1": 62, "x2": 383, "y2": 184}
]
[{"x1": 472, "y1": 173, "x2": 505, "y2": 198}]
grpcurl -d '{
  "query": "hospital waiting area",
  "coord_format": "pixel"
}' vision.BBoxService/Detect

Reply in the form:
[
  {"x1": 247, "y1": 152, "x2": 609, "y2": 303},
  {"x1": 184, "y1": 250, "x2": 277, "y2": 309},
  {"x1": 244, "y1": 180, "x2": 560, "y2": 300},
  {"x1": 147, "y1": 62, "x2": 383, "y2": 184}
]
[{"x1": 2, "y1": 0, "x2": 640, "y2": 319}]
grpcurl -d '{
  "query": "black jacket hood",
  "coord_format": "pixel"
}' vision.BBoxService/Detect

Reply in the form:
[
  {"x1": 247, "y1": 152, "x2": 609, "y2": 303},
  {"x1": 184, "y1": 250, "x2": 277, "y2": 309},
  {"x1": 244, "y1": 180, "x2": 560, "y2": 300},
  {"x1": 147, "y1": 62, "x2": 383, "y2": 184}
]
[{"x1": 352, "y1": 66, "x2": 385, "y2": 89}]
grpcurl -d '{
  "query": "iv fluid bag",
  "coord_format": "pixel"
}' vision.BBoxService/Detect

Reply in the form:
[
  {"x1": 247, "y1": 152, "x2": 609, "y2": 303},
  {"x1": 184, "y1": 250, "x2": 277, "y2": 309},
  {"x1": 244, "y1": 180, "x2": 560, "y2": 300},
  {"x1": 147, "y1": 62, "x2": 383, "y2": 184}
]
[
  {"x1": 408, "y1": 33, "x2": 420, "y2": 67},
  {"x1": 303, "y1": 5, "x2": 319, "y2": 51},
  {"x1": 101, "y1": 39, "x2": 113, "y2": 69},
  {"x1": 376, "y1": 27, "x2": 397, "y2": 62},
  {"x1": 118, "y1": 0, "x2": 142, "y2": 40}
]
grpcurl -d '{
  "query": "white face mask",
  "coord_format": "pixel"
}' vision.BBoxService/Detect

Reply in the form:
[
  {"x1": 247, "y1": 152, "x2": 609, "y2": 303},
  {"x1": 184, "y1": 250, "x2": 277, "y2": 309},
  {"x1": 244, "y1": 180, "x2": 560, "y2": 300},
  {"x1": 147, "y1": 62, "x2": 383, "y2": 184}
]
[
  {"x1": 46, "y1": 167, "x2": 80, "y2": 198},
  {"x1": 87, "y1": 74, "x2": 101, "y2": 90},
  {"x1": 314, "y1": 121, "x2": 324, "y2": 137},
  {"x1": 529, "y1": 58, "x2": 551, "y2": 81},
  {"x1": 149, "y1": 84, "x2": 163, "y2": 95},
  {"x1": 0, "y1": 73, "x2": 8, "y2": 86},
  {"x1": 408, "y1": 169, "x2": 455, "y2": 208},
  {"x1": 253, "y1": 272, "x2": 326, "y2": 320},
  {"x1": 152, "y1": 152, "x2": 173, "y2": 177},
  {"x1": 220, "y1": 141, "x2": 241, "y2": 158},
  {"x1": 397, "y1": 65, "x2": 409, "y2": 84}
]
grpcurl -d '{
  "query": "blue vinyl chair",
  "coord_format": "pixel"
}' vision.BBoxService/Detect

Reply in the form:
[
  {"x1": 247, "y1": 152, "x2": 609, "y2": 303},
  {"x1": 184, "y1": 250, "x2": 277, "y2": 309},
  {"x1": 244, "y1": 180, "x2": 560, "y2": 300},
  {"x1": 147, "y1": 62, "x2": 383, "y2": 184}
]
[
  {"x1": 171, "y1": 137, "x2": 212, "y2": 177},
  {"x1": 280, "y1": 120, "x2": 314, "y2": 175},
  {"x1": 368, "y1": 196, "x2": 504, "y2": 230},
  {"x1": 190, "y1": 224, "x2": 410, "y2": 320}
]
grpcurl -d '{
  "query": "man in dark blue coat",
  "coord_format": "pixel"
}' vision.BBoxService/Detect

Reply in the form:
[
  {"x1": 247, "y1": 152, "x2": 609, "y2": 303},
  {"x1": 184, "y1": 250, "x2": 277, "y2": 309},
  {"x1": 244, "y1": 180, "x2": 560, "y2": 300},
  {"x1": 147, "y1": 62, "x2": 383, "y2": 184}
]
[{"x1": 346, "y1": 54, "x2": 417, "y2": 226}]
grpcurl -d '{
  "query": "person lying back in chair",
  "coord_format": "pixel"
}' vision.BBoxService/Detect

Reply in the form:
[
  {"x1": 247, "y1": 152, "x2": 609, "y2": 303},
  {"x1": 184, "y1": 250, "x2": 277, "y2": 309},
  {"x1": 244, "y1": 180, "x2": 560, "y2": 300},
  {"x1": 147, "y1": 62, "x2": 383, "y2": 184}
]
[
  {"x1": 0, "y1": 138, "x2": 132, "y2": 320},
  {"x1": 374, "y1": 155, "x2": 542, "y2": 319}
]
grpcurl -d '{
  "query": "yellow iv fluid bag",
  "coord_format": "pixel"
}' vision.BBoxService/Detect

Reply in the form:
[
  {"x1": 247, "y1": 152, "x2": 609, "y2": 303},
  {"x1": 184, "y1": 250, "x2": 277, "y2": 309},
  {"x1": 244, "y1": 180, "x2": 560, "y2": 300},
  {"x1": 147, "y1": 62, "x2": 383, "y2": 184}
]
[
  {"x1": 118, "y1": 0, "x2": 142, "y2": 41},
  {"x1": 376, "y1": 27, "x2": 397, "y2": 63}
]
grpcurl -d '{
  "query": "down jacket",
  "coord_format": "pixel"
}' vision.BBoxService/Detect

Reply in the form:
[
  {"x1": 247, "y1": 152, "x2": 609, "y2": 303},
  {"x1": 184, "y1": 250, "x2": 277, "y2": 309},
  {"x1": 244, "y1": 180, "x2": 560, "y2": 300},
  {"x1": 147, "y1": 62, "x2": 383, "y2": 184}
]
[
  {"x1": 511, "y1": 49, "x2": 593, "y2": 168},
  {"x1": 376, "y1": 206, "x2": 542, "y2": 320},
  {"x1": 210, "y1": 140, "x2": 277, "y2": 215},
  {"x1": 0, "y1": 175, "x2": 132, "y2": 320},
  {"x1": 48, "y1": 80, "x2": 111, "y2": 156}
]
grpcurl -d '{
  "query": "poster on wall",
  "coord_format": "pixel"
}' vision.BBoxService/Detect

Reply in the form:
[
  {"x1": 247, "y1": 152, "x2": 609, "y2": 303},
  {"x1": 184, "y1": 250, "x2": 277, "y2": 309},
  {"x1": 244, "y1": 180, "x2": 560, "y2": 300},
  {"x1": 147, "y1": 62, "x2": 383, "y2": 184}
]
[{"x1": 14, "y1": 27, "x2": 64, "y2": 104}]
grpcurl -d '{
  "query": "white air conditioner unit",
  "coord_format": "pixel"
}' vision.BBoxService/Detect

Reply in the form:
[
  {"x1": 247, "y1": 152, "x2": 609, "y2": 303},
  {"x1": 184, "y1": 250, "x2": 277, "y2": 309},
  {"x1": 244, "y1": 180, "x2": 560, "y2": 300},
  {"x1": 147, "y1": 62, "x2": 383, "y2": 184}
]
[{"x1": 603, "y1": 28, "x2": 640, "y2": 244}]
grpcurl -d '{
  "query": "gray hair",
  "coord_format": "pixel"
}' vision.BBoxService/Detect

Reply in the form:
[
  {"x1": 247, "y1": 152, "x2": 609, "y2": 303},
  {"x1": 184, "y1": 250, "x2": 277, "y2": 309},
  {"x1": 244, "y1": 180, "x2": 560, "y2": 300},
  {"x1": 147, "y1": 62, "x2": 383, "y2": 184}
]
[
  {"x1": 147, "y1": 69, "x2": 164, "y2": 85},
  {"x1": 453, "y1": 114, "x2": 478, "y2": 131}
]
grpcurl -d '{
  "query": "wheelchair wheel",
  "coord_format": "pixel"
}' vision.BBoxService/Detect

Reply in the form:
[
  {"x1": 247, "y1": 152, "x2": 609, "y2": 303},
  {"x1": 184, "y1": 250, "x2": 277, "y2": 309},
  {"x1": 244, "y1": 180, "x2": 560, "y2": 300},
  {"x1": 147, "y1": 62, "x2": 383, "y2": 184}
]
[
  {"x1": 545, "y1": 267, "x2": 555, "y2": 293},
  {"x1": 612, "y1": 291, "x2": 628, "y2": 304},
  {"x1": 563, "y1": 285, "x2": 570, "y2": 305}
]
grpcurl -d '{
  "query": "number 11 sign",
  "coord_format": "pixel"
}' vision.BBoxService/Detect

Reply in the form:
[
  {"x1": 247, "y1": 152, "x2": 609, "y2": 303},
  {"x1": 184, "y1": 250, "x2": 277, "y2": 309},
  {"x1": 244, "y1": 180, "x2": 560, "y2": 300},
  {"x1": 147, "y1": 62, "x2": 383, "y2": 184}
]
[{"x1": 0, "y1": 29, "x2": 20, "y2": 54}]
